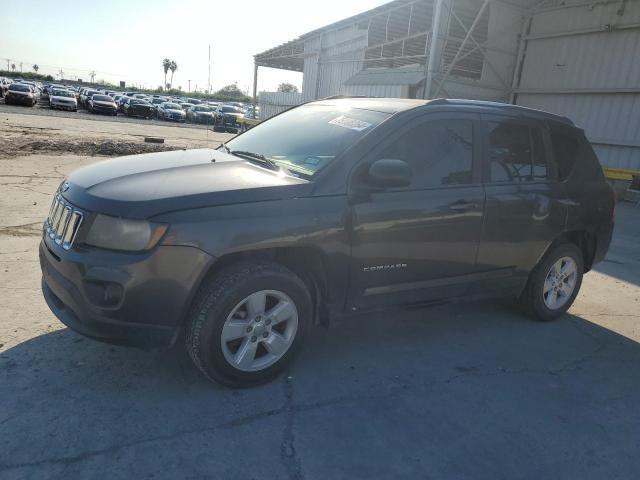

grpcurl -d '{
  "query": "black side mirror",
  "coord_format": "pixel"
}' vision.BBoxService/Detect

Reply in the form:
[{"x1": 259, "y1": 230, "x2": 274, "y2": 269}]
[{"x1": 366, "y1": 159, "x2": 412, "y2": 189}]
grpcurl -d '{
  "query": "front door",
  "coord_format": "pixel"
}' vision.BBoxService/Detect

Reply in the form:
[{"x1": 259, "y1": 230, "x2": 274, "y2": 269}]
[{"x1": 348, "y1": 113, "x2": 486, "y2": 309}]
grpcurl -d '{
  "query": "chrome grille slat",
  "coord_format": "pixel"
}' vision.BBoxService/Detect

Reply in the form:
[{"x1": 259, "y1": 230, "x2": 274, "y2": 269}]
[{"x1": 43, "y1": 194, "x2": 84, "y2": 251}]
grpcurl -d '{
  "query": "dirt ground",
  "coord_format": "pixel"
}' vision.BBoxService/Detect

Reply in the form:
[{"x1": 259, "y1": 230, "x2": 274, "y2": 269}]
[
  {"x1": 1, "y1": 110, "x2": 640, "y2": 479},
  {"x1": 0, "y1": 107, "x2": 231, "y2": 157}
]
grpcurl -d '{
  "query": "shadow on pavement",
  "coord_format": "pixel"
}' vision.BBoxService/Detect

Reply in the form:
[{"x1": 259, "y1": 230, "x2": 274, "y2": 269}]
[{"x1": 1, "y1": 300, "x2": 639, "y2": 479}]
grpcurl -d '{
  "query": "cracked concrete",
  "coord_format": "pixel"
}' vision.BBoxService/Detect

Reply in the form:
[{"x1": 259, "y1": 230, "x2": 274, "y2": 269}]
[{"x1": 1, "y1": 110, "x2": 640, "y2": 479}]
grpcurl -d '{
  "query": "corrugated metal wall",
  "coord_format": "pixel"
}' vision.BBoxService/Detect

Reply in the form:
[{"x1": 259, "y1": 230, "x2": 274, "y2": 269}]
[
  {"x1": 515, "y1": 0, "x2": 640, "y2": 170},
  {"x1": 258, "y1": 92, "x2": 303, "y2": 121}
]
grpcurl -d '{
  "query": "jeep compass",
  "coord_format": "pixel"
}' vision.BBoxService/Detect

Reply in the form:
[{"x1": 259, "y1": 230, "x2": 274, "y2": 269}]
[{"x1": 40, "y1": 98, "x2": 615, "y2": 387}]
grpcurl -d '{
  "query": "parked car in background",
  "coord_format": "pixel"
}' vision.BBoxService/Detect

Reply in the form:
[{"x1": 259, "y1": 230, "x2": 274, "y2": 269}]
[
  {"x1": 117, "y1": 95, "x2": 130, "y2": 113},
  {"x1": 186, "y1": 105, "x2": 215, "y2": 124},
  {"x1": 0, "y1": 77, "x2": 11, "y2": 97},
  {"x1": 123, "y1": 98, "x2": 155, "y2": 119},
  {"x1": 80, "y1": 89, "x2": 100, "y2": 108},
  {"x1": 4, "y1": 83, "x2": 37, "y2": 106},
  {"x1": 49, "y1": 88, "x2": 78, "y2": 111},
  {"x1": 213, "y1": 104, "x2": 244, "y2": 133},
  {"x1": 157, "y1": 102, "x2": 186, "y2": 122},
  {"x1": 87, "y1": 94, "x2": 118, "y2": 115}
]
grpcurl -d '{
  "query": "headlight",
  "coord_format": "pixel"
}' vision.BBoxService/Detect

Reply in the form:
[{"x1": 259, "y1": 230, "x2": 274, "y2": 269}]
[{"x1": 85, "y1": 214, "x2": 168, "y2": 252}]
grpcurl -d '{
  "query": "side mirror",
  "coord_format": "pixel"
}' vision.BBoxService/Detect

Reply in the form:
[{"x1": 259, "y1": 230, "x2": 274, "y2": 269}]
[{"x1": 366, "y1": 159, "x2": 412, "y2": 189}]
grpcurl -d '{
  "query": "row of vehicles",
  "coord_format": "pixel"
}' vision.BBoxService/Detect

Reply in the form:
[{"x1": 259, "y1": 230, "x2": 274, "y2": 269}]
[{"x1": 1, "y1": 77, "x2": 260, "y2": 131}]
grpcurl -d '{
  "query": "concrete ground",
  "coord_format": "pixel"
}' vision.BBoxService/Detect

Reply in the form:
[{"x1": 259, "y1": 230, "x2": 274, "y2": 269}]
[{"x1": 1, "y1": 110, "x2": 639, "y2": 479}]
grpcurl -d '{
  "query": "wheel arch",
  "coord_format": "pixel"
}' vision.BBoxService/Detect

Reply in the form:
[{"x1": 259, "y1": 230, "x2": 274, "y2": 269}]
[
  {"x1": 537, "y1": 230, "x2": 598, "y2": 274},
  {"x1": 185, "y1": 246, "x2": 331, "y2": 327}
]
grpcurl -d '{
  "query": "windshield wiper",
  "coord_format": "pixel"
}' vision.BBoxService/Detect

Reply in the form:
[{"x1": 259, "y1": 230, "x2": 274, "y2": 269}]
[{"x1": 230, "y1": 150, "x2": 279, "y2": 171}]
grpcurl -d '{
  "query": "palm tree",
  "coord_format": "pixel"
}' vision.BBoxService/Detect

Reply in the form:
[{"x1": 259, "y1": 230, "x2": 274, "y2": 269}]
[
  {"x1": 32, "y1": 64, "x2": 39, "y2": 73},
  {"x1": 10, "y1": 63, "x2": 15, "y2": 72},
  {"x1": 169, "y1": 61, "x2": 177, "y2": 89},
  {"x1": 162, "y1": 58, "x2": 171, "y2": 91}
]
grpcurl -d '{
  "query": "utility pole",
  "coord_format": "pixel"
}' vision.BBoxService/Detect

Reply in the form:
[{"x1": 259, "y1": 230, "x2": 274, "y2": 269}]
[
  {"x1": 208, "y1": 44, "x2": 211, "y2": 94},
  {"x1": 5, "y1": 59, "x2": 9, "y2": 71},
  {"x1": 19, "y1": 62, "x2": 23, "y2": 72},
  {"x1": 58, "y1": 69, "x2": 64, "y2": 80},
  {"x1": 188, "y1": 79, "x2": 191, "y2": 93}
]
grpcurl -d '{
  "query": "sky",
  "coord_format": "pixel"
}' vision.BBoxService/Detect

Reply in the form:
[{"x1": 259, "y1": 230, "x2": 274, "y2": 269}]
[{"x1": 0, "y1": 0, "x2": 389, "y2": 94}]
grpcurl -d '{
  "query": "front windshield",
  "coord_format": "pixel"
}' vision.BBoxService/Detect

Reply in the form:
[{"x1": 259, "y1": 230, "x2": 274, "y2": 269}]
[
  {"x1": 164, "y1": 103, "x2": 181, "y2": 110},
  {"x1": 194, "y1": 106, "x2": 211, "y2": 112},
  {"x1": 52, "y1": 90, "x2": 74, "y2": 97},
  {"x1": 93, "y1": 95, "x2": 112, "y2": 102},
  {"x1": 221, "y1": 106, "x2": 242, "y2": 113},
  {"x1": 224, "y1": 104, "x2": 389, "y2": 176}
]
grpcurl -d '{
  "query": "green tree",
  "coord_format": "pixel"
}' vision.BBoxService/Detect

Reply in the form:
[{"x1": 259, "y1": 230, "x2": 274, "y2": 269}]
[
  {"x1": 32, "y1": 64, "x2": 39, "y2": 73},
  {"x1": 277, "y1": 82, "x2": 298, "y2": 93},
  {"x1": 10, "y1": 63, "x2": 15, "y2": 72}
]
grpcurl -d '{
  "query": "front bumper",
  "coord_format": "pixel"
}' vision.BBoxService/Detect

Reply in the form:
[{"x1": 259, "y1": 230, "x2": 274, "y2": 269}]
[
  {"x1": 39, "y1": 235, "x2": 213, "y2": 348},
  {"x1": 5, "y1": 95, "x2": 34, "y2": 105}
]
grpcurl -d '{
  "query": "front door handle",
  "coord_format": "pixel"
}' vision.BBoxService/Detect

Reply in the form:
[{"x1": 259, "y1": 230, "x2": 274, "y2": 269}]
[{"x1": 449, "y1": 201, "x2": 476, "y2": 212}]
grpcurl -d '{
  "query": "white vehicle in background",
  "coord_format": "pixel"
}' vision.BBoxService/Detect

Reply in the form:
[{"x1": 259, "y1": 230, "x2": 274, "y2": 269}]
[{"x1": 49, "y1": 88, "x2": 78, "y2": 111}]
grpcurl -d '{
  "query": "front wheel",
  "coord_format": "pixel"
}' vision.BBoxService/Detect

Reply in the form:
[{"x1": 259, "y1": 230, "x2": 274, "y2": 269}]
[
  {"x1": 520, "y1": 243, "x2": 584, "y2": 321},
  {"x1": 186, "y1": 261, "x2": 311, "y2": 388}
]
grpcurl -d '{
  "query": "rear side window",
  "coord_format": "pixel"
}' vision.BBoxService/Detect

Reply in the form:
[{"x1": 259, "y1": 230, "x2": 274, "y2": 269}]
[
  {"x1": 550, "y1": 131, "x2": 579, "y2": 181},
  {"x1": 379, "y1": 119, "x2": 473, "y2": 188},
  {"x1": 487, "y1": 121, "x2": 549, "y2": 182}
]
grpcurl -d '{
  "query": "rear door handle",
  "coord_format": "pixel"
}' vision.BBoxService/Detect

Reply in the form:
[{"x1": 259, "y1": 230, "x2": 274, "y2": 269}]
[{"x1": 449, "y1": 201, "x2": 476, "y2": 212}]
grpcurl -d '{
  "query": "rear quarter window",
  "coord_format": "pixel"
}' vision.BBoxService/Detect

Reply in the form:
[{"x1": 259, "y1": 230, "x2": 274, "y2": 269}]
[{"x1": 550, "y1": 127, "x2": 604, "y2": 182}]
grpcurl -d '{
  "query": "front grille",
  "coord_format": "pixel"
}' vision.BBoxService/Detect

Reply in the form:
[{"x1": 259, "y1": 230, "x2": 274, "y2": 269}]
[{"x1": 44, "y1": 194, "x2": 84, "y2": 250}]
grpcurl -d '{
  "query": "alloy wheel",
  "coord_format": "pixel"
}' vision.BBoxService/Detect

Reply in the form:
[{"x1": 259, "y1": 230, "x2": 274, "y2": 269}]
[
  {"x1": 543, "y1": 256, "x2": 578, "y2": 310},
  {"x1": 220, "y1": 290, "x2": 298, "y2": 372}
]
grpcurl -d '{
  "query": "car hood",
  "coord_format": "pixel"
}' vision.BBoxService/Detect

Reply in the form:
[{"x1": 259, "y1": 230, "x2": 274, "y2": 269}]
[
  {"x1": 221, "y1": 112, "x2": 243, "y2": 118},
  {"x1": 51, "y1": 95, "x2": 76, "y2": 101},
  {"x1": 166, "y1": 109, "x2": 184, "y2": 114},
  {"x1": 62, "y1": 148, "x2": 311, "y2": 218},
  {"x1": 93, "y1": 100, "x2": 115, "y2": 106}
]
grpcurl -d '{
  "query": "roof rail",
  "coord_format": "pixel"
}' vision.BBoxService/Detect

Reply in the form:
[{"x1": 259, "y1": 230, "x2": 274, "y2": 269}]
[{"x1": 321, "y1": 95, "x2": 373, "y2": 100}]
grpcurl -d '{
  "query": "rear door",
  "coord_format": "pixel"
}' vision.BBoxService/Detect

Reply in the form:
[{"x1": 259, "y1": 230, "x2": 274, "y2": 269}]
[
  {"x1": 347, "y1": 112, "x2": 486, "y2": 309},
  {"x1": 475, "y1": 114, "x2": 567, "y2": 295}
]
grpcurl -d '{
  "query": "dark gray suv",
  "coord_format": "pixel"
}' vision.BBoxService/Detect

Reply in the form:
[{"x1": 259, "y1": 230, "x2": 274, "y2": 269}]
[{"x1": 40, "y1": 98, "x2": 615, "y2": 387}]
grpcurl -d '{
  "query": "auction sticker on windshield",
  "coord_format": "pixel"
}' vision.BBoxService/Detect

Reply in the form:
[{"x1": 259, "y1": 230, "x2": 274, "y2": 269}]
[{"x1": 328, "y1": 115, "x2": 372, "y2": 132}]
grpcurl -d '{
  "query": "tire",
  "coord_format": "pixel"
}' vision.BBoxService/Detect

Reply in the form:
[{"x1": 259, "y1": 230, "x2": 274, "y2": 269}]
[
  {"x1": 186, "y1": 261, "x2": 312, "y2": 388},
  {"x1": 520, "y1": 242, "x2": 584, "y2": 321}
]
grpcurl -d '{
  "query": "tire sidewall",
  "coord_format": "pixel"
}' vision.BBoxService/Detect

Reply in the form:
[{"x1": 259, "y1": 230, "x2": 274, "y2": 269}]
[
  {"x1": 193, "y1": 267, "x2": 311, "y2": 387},
  {"x1": 529, "y1": 243, "x2": 584, "y2": 321}
]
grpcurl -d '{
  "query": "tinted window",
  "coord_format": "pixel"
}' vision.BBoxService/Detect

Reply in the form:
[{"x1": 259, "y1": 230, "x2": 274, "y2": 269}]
[
  {"x1": 379, "y1": 119, "x2": 473, "y2": 188},
  {"x1": 488, "y1": 121, "x2": 548, "y2": 182},
  {"x1": 92, "y1": 95, "x2": 112, "y2": 101},
  {"x1": 9, "y1": 84, "x2": 30, "y2": 92},
  {"x1": 550, "y1": 131, "x2": 579, "y2": 181}
]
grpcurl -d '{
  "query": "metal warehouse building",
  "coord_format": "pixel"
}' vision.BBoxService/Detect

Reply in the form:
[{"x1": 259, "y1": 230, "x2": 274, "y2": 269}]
[{"x1": 254, "y1": 0, "x2": 640, "y2": 174}]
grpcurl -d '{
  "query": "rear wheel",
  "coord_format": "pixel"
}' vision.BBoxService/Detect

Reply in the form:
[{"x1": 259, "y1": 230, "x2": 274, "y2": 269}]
[
  {"x1": 186, "y1": 261, "x2": 311, "y2": 387},
  {"x1": 520, "y1": 243, "x2": 584, "y2": 321}
]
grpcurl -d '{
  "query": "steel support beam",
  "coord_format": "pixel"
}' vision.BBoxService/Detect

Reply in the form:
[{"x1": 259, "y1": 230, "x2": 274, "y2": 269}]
[
  {"x1": 424, "y1": 0, "x2": 445, "y2": 98},
  {"x1": 433, "y1": 0, "x2": 491, "y2": 97},
  {"x1": 252, "y1": 63, "x2": 258, "y2": 107}
]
